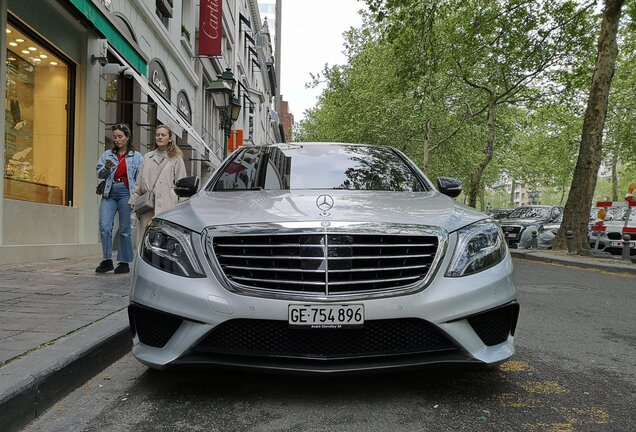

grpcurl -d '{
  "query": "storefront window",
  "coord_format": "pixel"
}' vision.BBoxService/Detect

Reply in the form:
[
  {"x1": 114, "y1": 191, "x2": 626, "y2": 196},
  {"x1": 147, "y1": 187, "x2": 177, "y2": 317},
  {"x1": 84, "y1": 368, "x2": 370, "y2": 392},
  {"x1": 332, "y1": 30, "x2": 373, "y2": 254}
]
[{"x1": 4, "y1": 21, "x2": 72, "y2": 205}]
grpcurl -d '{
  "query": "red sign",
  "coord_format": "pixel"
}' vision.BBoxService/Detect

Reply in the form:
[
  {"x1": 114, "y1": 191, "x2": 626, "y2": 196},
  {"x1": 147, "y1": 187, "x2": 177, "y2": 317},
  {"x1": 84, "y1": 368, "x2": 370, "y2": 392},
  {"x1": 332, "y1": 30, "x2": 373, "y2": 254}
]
[{"x1": 199, "y1": 0, "x2": 222, "y2": 56}]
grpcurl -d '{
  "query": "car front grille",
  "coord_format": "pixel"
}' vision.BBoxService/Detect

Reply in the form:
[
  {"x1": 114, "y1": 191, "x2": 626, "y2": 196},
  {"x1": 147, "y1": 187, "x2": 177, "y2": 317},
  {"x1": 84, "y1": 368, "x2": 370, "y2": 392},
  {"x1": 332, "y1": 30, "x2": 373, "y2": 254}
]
[
  {"x1": 501, "y1": 225, "x2": 523, "y2": 245},
  {"x1": 193, "y1": 318, "x2": 458, "y2": 358},
  {"x1": 210, "y1": 233, "x2": 439, "y2": 295},
  {"x1": 501, "y1": 225, "x2": 522, "y2": 236}
]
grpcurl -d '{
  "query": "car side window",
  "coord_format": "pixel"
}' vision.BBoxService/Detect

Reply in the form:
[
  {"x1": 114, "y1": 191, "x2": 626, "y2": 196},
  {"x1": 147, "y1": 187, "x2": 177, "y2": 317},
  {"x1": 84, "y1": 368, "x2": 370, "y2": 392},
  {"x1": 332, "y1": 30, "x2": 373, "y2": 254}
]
[{"x1": 263, "y1": 161, "x2": 283, "y2": 190}]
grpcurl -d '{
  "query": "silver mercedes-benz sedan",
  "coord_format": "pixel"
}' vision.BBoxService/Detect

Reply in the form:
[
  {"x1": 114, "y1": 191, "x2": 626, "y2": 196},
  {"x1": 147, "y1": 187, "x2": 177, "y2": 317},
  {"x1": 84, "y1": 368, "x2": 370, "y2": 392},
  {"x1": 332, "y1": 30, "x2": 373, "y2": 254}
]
[{"x1": 129, "y1": 143, "x2": 518, "y2": 373}]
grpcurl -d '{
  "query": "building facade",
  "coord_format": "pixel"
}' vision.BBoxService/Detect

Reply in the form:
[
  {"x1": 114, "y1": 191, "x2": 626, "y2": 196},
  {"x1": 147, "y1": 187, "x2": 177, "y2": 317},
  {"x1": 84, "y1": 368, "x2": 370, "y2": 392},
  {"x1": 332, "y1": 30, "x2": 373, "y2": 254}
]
[{"x1": 1, "y1": 0, "x2": 281, "y2": 264}]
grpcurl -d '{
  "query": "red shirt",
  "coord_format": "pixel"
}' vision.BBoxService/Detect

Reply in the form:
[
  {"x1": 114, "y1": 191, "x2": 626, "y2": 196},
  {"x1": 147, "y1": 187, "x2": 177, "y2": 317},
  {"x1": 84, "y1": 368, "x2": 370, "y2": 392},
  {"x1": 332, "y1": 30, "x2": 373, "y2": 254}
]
[{"x1": 114, "y1": 153, "x2": 128, "y2": 187}]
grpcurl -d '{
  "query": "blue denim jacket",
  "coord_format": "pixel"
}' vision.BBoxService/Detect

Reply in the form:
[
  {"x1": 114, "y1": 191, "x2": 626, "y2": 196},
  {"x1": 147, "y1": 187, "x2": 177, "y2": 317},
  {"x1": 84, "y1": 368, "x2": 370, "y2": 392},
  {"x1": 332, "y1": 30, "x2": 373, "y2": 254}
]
[{"x1": 96, "y1": 149, "x2": 144, "y2": 196}]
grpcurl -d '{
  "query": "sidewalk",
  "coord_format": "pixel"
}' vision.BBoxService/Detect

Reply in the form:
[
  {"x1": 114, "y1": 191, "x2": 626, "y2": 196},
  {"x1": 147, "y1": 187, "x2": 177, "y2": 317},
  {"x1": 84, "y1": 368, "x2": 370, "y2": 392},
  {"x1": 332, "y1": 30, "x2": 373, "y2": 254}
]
[
  {"x1": 0, "y1": 255, "x2": 132, "y2": 432},
  {"x1": 0, "y1": 250, "x2": 634, "y2": 432},
  {"x1": 510, "y1": 248, "x2": 636, "y2": 275}
]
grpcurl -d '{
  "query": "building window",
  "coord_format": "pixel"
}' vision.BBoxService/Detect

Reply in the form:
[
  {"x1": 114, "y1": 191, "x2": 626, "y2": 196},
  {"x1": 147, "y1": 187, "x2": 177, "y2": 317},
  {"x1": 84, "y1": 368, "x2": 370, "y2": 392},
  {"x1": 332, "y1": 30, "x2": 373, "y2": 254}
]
[
  {"x1": 4, "y1": 19, "x2": 74, "y2": 206},
  {"x1": 156, "y1": 0, "x2": 173, "y2": 28}
]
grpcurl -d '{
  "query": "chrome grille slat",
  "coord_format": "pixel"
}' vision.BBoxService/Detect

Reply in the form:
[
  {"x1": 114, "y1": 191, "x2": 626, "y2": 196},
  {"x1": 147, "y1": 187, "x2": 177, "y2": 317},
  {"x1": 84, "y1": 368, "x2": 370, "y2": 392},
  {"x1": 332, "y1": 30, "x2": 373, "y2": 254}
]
[
  {"x1": 219, "y1": 244, "x2": 325, "y2": 248},
  {"x1": 329, "y1": 264, "x2": 430, "y2": 272},
  {"x1": 222, "y1": 264, "x2": 430, "y2": 273},
  {"x1": 324, "y1": 254, "x2": 434, "y2": 260},
  {"x1": 232, "y1": 276, "x2": 327, "y2": 286},
  {"x1": 232, "y1": 275, "x2": 422, "y2": 286},
  {"x1": 224, "y1": 266, "x2": 326, "y2": 273},
  {"x1": 328, "y1": 243, "x2": 436, "y2": 248},
  {"x1": 217, "y1": 255, "x2": 325, "y2": 260},
  {"x1": 210, "y1": 231, "x2": 440, "y2": 296},
  {"x1": 328, "y1": 276, "x2": 422, "y2": 286}
]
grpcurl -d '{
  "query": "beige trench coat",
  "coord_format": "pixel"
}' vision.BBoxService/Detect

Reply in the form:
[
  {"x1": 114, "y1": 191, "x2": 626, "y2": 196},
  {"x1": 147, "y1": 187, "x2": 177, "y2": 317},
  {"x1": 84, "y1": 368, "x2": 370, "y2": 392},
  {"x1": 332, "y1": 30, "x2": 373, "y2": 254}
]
[{"x1": 131, "y1": 150, "x2": 187, "y2": 243}]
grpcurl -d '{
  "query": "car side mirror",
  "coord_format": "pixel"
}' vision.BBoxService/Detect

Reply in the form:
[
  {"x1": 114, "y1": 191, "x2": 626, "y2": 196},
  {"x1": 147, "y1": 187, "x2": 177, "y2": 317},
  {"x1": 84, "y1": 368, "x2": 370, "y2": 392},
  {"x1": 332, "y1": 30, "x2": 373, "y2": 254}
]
[
  {"x1": 175, "y1": 176, "x2": 200, "y2": 198},
  {"x1": 437, "y1": 177, "x2": 462, "y2": 198}
]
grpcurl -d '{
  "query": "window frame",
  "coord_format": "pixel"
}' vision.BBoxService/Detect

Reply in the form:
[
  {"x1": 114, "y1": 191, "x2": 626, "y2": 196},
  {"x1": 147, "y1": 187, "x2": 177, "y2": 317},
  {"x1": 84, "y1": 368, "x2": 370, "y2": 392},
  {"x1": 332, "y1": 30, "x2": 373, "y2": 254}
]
[{"x1": 5, "y1": 15, "x2": 76, "y2": 206}]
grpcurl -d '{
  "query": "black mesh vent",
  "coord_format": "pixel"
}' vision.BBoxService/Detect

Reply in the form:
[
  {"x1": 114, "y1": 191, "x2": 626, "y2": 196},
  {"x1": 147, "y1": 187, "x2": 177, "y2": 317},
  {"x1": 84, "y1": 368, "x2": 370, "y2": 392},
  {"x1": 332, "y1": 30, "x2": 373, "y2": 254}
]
[
  {"x1": 194, "y1": 318, "x2": 457, "y2": 358},
  {"x1": 468, "y1": 303, "x2": 519, "y2": 346},
  {"x1": 211, "y1": 233, "x2": 439, "y2": 295},
  {"x1": 607, "y1": 232, "x2": 623, "y2": 240},
  {"x1": 128, "y1": 305, "x2": 183, "y2": 348}
]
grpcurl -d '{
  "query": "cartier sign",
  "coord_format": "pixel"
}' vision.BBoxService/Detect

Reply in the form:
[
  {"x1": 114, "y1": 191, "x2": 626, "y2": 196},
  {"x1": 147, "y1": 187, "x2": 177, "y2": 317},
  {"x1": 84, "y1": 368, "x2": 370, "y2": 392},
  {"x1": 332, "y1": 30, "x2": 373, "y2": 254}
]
[
  {"x1": 177, "y1": 90, "x2": 192, "y2": 123},
  {"x1": 199, "y1": 0, "x2": 222, "y2": 56},
  {"x1": 148, "y1": 59, "x2": 171, "y2": 101}
]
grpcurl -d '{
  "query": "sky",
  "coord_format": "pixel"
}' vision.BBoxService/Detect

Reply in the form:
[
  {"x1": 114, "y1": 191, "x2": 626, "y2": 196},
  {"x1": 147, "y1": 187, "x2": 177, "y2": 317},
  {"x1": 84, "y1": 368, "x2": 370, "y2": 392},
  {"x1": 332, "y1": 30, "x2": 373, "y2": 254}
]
[{"x1": 280, "y1": 0, "x2": 366, "y2": 122}]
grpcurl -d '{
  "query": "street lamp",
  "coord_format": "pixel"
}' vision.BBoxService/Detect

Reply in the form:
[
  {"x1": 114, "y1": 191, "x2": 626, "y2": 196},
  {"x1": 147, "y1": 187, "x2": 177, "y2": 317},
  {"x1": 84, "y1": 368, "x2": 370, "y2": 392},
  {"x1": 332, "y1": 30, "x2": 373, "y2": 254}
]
[{"x1": 207, "y1": 68, "x2": 242, "y2": 158}]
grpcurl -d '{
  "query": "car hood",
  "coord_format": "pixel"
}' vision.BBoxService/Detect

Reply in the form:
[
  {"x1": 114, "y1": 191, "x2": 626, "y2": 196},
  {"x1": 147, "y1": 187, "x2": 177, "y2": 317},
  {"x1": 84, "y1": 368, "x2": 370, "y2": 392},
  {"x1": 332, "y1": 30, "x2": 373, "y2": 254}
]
[{"x1": 157, "y1": 190, "x2": 486, "y2": 234}]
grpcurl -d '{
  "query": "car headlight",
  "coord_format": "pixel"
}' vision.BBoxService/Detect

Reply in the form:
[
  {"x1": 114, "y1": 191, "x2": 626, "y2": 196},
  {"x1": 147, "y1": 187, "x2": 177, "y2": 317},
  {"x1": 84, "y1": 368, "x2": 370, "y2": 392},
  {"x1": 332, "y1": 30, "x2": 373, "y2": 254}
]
[
  {"x1": 141, "y1": 220, "x2": 205, "y2": 278},
  {"x1": 446, "y1": 221, "x2": 507, "y2": 277}
]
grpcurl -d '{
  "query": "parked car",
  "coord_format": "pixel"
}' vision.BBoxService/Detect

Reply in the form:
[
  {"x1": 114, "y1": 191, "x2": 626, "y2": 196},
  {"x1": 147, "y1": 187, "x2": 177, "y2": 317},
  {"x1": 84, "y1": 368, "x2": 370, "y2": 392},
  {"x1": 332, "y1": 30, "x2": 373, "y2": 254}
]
[
  {"x1": 128, "y1": 143, "x2": 519, "y2": 373},
  {"x1": 588, "y1": 206, "x2": 636, "y2": 255},
  {"x1": 499, "y1": 205, "x2": 564, "y2": 248},
  {"x1": 543, "y1": 213, "x2": 562, "y2": 236},
  {"x1": 485, "y1": 208, "x2": 514, "y2": 221}
]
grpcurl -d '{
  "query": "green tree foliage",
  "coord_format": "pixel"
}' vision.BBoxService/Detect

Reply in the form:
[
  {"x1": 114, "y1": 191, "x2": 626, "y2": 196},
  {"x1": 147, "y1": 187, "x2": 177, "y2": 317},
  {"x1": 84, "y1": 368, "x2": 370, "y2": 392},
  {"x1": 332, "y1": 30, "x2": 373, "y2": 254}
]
[{"x1": 297, "y1": 0, "x2": 635, "y2": 244}]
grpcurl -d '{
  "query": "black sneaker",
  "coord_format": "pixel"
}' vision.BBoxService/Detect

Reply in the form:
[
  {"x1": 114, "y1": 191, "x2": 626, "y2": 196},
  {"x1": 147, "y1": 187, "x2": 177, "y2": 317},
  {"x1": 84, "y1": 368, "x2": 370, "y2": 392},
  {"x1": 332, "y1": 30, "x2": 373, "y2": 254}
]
[
  {"x1": 95, "y1": 259, "x2": 114, "y2": 273},
  {"x1": 114, "y1": 262, "x2": 130, "y2": 274}
]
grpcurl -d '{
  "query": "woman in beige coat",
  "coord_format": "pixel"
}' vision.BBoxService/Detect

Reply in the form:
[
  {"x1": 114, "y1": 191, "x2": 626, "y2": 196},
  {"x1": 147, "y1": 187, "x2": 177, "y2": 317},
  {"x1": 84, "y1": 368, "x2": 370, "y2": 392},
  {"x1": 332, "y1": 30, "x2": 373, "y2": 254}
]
[{"x1": 131, "y1": 125, "x2": 187, "y2": 244}]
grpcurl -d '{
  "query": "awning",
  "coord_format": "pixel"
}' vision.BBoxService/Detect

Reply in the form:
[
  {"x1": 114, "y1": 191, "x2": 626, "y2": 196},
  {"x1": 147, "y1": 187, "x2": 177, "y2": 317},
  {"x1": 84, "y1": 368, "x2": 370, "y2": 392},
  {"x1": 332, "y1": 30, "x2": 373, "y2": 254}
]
[
  {"x1": 108, "y1": 47, "x2": 219, "y2": 164},
  {"x1": 68, "y1": 0, "x2": 146, "y2": 74}
]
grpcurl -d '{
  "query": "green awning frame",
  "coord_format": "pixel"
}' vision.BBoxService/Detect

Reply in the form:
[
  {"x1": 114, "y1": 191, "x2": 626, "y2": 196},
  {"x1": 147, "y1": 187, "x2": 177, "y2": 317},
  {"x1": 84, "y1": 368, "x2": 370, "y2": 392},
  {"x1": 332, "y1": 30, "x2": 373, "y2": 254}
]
[{"x1": 68, "y1": 0, "x2": 147, "y2": 74}]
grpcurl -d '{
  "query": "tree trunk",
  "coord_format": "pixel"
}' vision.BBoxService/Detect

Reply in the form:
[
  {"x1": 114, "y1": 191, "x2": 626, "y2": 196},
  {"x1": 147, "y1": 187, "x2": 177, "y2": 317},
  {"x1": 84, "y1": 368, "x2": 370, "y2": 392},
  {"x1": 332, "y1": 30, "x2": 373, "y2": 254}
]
[
  {"x1": 468, "y1": 101, "x2": 496, "y2": 208},
  {"x1": 611, "y1": 153, "x2": 619, "y2": 201},
  {"x1": 422, "y1": 119, "x2": 431, "y2": 173},
  {"x1": 553, "y1": 0, "x2": 624, "y2": 251},
  {"x1": 510, "y1": 181, "x2": 516, "y2": 208}
]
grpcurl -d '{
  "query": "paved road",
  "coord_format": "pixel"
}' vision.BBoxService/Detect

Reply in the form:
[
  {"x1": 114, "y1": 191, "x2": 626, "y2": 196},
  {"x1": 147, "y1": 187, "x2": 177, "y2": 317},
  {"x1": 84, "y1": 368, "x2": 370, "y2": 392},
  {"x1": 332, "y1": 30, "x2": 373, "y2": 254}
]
[{"x1": 20, "y1": 259, "x2": 636, "y2": 432}]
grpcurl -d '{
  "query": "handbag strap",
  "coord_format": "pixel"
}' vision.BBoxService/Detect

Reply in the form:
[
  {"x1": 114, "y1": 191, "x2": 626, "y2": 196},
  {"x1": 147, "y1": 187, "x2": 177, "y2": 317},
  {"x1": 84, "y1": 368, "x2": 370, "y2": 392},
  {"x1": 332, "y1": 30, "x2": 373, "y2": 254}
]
[{"x1": 148, "y1": 157, "x2": 170, "y2": 193}]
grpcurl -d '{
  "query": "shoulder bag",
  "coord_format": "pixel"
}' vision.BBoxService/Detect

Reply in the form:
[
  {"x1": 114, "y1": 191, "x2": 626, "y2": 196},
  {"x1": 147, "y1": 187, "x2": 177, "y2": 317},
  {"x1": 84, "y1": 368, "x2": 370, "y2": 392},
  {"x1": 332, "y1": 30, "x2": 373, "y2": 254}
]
[
  {"x1": 133, "y1": 159, "x2": 169, "y2": 215},
  {"x1": 96, "y1": 180, "x2": 106, "y2": 195}
]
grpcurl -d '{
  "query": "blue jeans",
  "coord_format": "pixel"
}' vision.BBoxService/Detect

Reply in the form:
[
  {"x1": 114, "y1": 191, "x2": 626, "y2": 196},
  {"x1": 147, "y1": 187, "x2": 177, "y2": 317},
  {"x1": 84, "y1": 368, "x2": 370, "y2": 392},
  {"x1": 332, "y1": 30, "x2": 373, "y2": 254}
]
[{"x1": 99, "y1": 182, "x2": 133, "y2": 263}]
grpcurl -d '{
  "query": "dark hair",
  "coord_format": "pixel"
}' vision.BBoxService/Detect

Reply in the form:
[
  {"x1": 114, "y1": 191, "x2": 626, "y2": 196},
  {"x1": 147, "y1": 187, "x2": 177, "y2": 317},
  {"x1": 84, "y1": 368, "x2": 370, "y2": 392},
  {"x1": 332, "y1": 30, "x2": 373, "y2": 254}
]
[{"x1": 111, "y1": 123, "x2": 135, "y2": 152}]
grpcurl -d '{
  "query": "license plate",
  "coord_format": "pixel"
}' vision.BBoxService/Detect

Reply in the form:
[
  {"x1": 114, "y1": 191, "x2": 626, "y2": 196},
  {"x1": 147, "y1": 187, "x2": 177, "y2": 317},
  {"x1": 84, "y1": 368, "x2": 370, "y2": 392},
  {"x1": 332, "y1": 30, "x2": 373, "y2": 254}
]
[
  {"x1": 609, "y1": 240, "x2": 636, "y2": 248},
  {"x1": 288, "y1": 304, "x2": 364, "y2": 328},
  {"x1": 505, "y1": 233, "x2": 517, "y2": 239}
]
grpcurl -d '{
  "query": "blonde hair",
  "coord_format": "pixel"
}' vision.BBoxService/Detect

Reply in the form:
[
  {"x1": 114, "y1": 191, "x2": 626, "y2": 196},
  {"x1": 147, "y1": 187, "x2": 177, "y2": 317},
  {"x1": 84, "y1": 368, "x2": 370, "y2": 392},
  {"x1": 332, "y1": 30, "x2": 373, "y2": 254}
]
[{"x1": 155, "y1": 125, "x2": 182, "y2": 159}]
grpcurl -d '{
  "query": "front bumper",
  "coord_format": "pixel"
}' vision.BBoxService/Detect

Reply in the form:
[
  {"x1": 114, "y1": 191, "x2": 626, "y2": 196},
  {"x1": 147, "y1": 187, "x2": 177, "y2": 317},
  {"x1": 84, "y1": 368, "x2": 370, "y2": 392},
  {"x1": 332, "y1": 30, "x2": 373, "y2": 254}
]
[{"x1": 129, "y1": 230, "x2": 518, "y2": 373}]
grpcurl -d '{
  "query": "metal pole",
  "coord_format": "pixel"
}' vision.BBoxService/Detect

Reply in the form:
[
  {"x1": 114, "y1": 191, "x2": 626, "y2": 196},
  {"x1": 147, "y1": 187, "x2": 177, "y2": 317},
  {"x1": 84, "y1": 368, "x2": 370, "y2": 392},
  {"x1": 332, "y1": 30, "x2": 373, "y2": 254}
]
[
  {"x1": 622, "y1": 234, "x2": 632, "y2": 263},
  {"x1": 566, "y1": 230, "x2": 575, "y2": 254},
  {"x1": 222, "y1": 109, "x2": 230, "y2": 159}
]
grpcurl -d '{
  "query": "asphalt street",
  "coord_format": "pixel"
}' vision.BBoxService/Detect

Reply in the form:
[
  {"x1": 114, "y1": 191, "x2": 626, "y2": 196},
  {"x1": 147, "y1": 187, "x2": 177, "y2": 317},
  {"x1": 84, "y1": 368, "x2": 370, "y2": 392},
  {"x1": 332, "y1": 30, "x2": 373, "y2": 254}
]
[{"x1": 17, "y1": 258, "x2": 636, "y2": 432}]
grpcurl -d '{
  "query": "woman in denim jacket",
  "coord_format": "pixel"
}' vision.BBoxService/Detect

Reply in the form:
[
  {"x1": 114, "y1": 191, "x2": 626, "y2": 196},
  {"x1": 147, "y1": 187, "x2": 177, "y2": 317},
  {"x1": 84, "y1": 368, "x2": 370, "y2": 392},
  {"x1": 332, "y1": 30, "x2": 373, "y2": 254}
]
[{"x1": 95, "y1": 123, "x2": 144, "y2": 274}]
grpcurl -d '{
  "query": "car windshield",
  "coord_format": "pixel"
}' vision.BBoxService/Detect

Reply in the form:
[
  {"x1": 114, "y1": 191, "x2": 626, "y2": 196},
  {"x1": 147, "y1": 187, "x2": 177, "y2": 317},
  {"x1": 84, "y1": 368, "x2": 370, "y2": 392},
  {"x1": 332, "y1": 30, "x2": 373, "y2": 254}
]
[
  {"x1": 507, "y1": 206, "x2": 551, "y2": 219},
  {"x1": 210, "y1": 144, "x2": 428, "y2": 192}
]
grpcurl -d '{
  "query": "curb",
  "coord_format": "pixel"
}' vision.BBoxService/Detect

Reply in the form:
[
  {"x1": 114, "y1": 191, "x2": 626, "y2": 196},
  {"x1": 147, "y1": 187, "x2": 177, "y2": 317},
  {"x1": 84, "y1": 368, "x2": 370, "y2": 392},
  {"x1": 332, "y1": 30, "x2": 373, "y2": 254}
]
[
  {"x1": 0, "y1": 309, "x2": 131, "y2": 432},
  {"x1": 510, "y1": 250, "x2": 636, "y2": 276}
]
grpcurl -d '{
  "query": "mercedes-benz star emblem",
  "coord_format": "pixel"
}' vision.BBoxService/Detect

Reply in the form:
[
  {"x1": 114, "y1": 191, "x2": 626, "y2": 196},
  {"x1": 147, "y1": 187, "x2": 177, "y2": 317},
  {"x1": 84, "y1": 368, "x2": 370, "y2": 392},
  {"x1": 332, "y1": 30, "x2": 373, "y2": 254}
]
[{"x1": 316, "y1": 194, "x2": 334, "y2": 215}]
